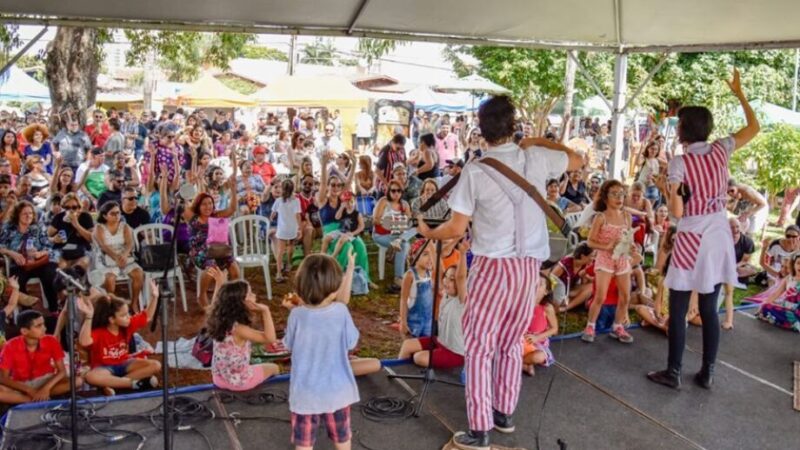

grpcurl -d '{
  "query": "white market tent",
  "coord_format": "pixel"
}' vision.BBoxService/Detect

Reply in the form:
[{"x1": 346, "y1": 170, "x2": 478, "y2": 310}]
[
  {"x1": 402, "y1": 86, "x2": 481, "y2": 113},
  {"x1": 3, "y1": 1, "x2": 800, "y2": 52},
  {"x1": 0, "y1": 65, "x2": 50, "y2": 104},
  {"x1": 3, "y1": 0, "x2": 800, "y2": 176}
]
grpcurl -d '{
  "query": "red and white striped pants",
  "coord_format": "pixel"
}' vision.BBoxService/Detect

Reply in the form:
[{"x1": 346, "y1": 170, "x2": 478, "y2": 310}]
[{"x1": 462, "y1": 256, "x2": 540, "y2": 432}]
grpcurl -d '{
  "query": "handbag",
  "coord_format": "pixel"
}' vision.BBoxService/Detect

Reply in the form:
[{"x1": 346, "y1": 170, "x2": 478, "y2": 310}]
[
  {"x1": 138, "y1": 243, "x2": 173, "y2": 272},
  {"x1": 206, "y1": 217, "x2": 233, "y2": 260},
  {"x1": 479, "y1": 158, "x2": 571, "y2": 238},
  {"x1": 191, "y1": 328, "x2": 214, "y2": 367}
]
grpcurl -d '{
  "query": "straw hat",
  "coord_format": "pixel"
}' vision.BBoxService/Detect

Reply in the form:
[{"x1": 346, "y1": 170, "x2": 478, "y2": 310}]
[{"x1": 22, "y1": 123, "x2": 50, "y2": 143}]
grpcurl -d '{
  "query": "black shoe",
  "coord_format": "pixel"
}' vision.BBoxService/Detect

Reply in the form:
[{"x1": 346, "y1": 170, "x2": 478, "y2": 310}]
[
  {"x1": 493, "y1": 409, "x2": 515, "y2": 433},
  {"x1": 647, "y1": 368, "x2": 681, "y2": 389},
  {"x1": 386, "y1": 284, "x2": 401, "y2": 294},
  {"x1": 694, "y1": 364, "x2": 714, "y2": 389},
  {"x1": 452, "y1": 430, "x2": 490, "y2": 450}
]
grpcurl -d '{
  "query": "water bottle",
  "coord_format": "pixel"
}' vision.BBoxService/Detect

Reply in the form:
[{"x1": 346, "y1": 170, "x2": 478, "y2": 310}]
[{"x1": 26, "y1": 238, "x2": 36, "y2": 261}]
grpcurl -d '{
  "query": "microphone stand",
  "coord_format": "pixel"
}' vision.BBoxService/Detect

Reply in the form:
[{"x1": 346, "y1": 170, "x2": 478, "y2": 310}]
[
  {"x1": 150, "y1": 195, "x2": 184, "y2": 450},
  {"x1": 54, "y1": 269, "x2": 84, "y2": 450},
  {"x1": 387, "y1": 218, "x2": 463, "y2": 417}
]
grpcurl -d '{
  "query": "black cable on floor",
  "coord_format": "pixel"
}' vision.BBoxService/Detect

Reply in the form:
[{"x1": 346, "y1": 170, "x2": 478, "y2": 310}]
[{"x1": 358, "y1": 395, "x2": 416, "y2": 423}]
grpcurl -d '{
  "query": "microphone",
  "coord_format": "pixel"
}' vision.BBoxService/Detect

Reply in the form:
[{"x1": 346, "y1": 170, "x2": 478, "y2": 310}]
[{"x1": 56, "y1": 268, "x2": 89, "y2": 294}]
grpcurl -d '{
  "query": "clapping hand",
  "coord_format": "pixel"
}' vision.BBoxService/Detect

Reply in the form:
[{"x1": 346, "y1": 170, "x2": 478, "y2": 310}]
[
  {"x1": 76, "y1": 294, "x2": 95, "y2": 317},
  {"x1": 207, "y1": 266, "x2": 227, "y2": 286}
]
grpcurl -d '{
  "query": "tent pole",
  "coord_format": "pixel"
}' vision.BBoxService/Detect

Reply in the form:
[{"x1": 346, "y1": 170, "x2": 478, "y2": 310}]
[
  {"x1": 568, "y1": 51, "x2": 613, "y2": 112},
  {"x1": 793, "y1": 48, "x2": 799, "y2": 111},
  {"x1": 347, "y1": 0, "x2": 371, "y2": 35},
  {"x1": 610, "y1": 53, "x2": 628, "y2": 181},
  {"x1": 0, "y1": 26, "x2": 48, "y2": 77}
]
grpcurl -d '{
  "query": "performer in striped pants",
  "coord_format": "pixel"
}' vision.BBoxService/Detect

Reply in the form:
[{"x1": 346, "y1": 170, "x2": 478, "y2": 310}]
[
  {"x1": 418, "y1": 96, "x2": 582, "y2": 450},
  {"x1": 648, "y1": 68, "x2": 760, "y2": 390}
]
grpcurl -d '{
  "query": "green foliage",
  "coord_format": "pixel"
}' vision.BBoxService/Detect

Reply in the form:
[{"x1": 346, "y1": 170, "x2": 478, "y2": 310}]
[
  {"x1": 300, "y1": 38, "x2": 337, "y2": 66},
  {"x1": 240, "y1": 44, "x2": 288, "y2": 61},
  {"x1": 357, "y1": 38, "x2": 407, "y2": 69},
  {"x1": 124, "y1": 30, "x2": 254, "y2": 81},
  {"x1": 730, "y1": 124, "x2": 800, "y2": 194}
]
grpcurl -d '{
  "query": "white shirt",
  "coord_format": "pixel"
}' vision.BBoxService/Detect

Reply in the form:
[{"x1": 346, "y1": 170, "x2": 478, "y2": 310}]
[
  {"x1": 314, "y1": 136, "x2": 345, "y2": 156},
  {"x1": 448, "y1": 143, "x2": 568, "y2": 259},
  {"x1": 356, "y1": 113, "x2": 374, "y2": 138},
  {"x1": 273, "y1": 197, "x2": 301, "y2": 240}
]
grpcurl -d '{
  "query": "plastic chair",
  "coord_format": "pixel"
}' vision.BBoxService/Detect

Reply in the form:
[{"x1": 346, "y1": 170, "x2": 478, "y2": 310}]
[
  {"x1": 133, "y1": 224, "x2": 188, "y2": 311},
  {"x1": 229, "y1": 214, "x2": 272, "y2": 300},
  {"x1": 3, "y1": 256, "x2": 47, "y2": 310},
  {"x1": 564, "y1": 211, "x2": 582, "y2": 230}
]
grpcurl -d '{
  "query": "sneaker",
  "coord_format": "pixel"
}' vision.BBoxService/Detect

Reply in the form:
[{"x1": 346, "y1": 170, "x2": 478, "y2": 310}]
[
  {"x1": 136, "y1": 376, "x2": 159, "y2": 390},
  {"x1": 452, "y1": 430, "x2": 490, "y2": 450},
  {"x1": 493, "y1": 409, "x2": 515, "y2": 433},
  {"x1": 610, "y1": 325, "x2": 634, "y2": 344},
  {"x1": 581, "y1": 325, "x2": 596, "y2": 343}
]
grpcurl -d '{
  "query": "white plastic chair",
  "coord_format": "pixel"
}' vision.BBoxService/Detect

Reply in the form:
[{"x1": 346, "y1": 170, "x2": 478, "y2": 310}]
[
  {"x1": 229, "y1": 214, "x2": 272, "y2": 300},
  {"x1": 88, "y1": 234, "x2": 136, "y2": 307},
  {"x1": 133, "y1": 224, "x2": 188, "y2": 312},
  {"x1": 564, "y1": 211, "x2": 582, "y2": 230},
  {"x1": 3, "y1": 256, "x2": 47, "y2": 310},
  {"x1": 646, "y1": 229, "x2": 660, "y2": 267}
]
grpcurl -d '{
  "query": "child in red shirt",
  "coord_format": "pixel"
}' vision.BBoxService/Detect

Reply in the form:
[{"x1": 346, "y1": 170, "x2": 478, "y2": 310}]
[
  {"x1": 78, "y1": 280, "x2": 161, "y2": 396},
  {"x1": 0, "y1": 310, "x2": 79, "y2": 403},
  {"x1": 585, "y1": 262, "x2": 620, "y2": 331}
]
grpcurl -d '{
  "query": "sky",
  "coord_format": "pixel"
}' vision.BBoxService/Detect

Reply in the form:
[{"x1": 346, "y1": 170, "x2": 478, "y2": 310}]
[{"x1": 13, "y1": 25, "x2": 463, "y2": 79}]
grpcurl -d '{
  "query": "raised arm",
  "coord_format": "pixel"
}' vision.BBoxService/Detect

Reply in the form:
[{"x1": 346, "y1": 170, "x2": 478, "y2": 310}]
[
  {"x1": 520, "y1": 137, "x2": 584, "y2": 172},
  {"x1": 727, "y1": 68, "x2": 760, "y2": 150}
]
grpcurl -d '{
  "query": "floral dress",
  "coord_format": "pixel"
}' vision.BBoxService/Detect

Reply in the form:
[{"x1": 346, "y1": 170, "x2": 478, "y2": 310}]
[
  {"x1": 189, "y1": 216, "x2": 233, "y2": 270},
  {"x1": 212, "y1": 333, "x2": 261, "y2": 391},
  {"x1": 758, "y1": 277, "x2": 800, "y2": 332}
]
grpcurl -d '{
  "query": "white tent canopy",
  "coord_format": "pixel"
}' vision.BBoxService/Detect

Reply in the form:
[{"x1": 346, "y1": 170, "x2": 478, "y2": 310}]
[
  {"x1": 4, "y1": 1, "x2": 800, "y2": 52},
  {"x1": 0, "y1": 66, "x2": 50, "y2": 104}
]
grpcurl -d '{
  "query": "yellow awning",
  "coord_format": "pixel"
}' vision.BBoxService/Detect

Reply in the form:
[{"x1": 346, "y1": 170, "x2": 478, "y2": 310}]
[
  {"x1": 253, "y1": 75, "x2": 368, "y2": 108},
  {"x1": 176, "y1": 74, "x2": 257, "y2": 108}
]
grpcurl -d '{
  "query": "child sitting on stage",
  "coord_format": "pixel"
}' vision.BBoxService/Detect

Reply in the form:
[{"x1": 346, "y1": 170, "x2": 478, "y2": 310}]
[
  {"x1": 522, "y1": 274, "x2": 559, "y2": 376},
  {"x1": 77, "y1": 280, "x2": 161, "y2": 396},
  {"x1": 398, "y1": 240, "x2": 468, "y2": 369},
  {"x1": 399, "y1": 239, "x2": 435, "y2": 337},
  {"x1": 207, "y1": 279, "x2": 280, "y2": 391},
  {"x1": 320, "y1": 190, "x2": 364, "y2": 256},
  {"x1": 0, "y1": 310, "x2": 79, "y2": 403},
  {"x1": 283, "y1": 251, "x2": 359, "y2": 450}
]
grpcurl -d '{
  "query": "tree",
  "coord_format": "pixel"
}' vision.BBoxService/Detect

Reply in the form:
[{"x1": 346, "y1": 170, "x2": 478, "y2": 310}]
[
  {"x1": 240, "y1": 44, "x2": 288, "y2": 61},
  {"x1": 357, "y1": 38, "x2": 407, "y2": 71},
  {"x1": 44, "y1": 27, "x2": 111, "y2": 128},
  {"x1": 125, "y1": 31, "x2": 255, "y2": 81},
  {"x1": 300, "y1": 38, "x2": 336, "y2": 66},
  {"x1": 730, "y1": 124, "x2": 800, "y2": 196}
]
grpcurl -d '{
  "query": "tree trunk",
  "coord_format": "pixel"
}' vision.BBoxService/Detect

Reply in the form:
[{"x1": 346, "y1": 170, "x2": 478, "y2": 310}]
[
  {"x1": 562, "y1": 50, "x2": 578, "y2": 143},
  {"x1": 45, "y1": 27, "x2": 101, "y2": 131}
]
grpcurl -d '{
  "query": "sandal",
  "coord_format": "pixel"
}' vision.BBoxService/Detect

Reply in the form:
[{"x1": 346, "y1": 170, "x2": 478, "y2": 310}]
[{"x1": 275, "y1": 275, "x2": 286, "y2": 283}]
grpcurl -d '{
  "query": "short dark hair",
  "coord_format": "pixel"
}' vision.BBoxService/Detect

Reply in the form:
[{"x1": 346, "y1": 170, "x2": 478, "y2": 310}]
[
  {"x1": 677, "y1": 106, "x2": 713, "y2": 144},
  {"x1": 419, "y1": 133, "x2": 435, "y2": 148},
  {"x1": 391, "y1": 134, "x2": 406, "y2": 146},
  {"x1": 16, "y1": 310, "x2": 43, "y2": 330},
  {"x1": 90, "y1": 147, "x2": 104, "y2": 156},
  {"x1": 546, "y1": 178, "x2": 559, "y2": 188},
  {"x1": 478, "y1": 96, "x2": 516, "y2": 145},
  {"x1": 0, "y1": 174, "x2": 10, "y2": 186},
  {"x1": 294, "y1": 254, "x2": 343, "y2": 305},
  {"x1": 108, "y1": 118, "x2": 121, "y2": 131}
]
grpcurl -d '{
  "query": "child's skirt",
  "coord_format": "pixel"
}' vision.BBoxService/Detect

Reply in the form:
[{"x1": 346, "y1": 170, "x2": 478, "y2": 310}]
[{"x1": 757, "y1": 295, "x2": 800, "y2": 332}]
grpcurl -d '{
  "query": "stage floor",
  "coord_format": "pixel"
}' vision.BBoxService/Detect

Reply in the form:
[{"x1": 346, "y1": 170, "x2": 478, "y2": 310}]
[{"x1": 3, "y1": 310, "x2": 798, "y2": 450}]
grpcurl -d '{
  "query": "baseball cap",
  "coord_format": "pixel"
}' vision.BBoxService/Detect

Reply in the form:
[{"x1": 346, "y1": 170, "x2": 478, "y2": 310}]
[
  {"x1": 340, "y1": 190, "x2": 354, "y2": 202},
  {"x1": 253, "y1": 145, "x2": 267, "y2": 155},
  {"x1": 445, "y1": 159, "x2": 464, "y2": 169}
]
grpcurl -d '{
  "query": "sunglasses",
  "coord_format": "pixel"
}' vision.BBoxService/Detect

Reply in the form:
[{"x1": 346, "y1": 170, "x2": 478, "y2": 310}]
[
  {"x1": 787, "y1": 234, "x2": 799, "y2": 239},
  {"x1": 123, "y1": 196, "x2": 138, "y2": 201},
  {"x1": 65, "y1": 205, "x2": 80, "y2": 211}
]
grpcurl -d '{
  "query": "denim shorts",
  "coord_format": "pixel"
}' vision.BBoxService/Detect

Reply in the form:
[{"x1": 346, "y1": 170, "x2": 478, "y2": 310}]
[{"x1": 100, "y1": 359, "x2": 134, "y2": 377}]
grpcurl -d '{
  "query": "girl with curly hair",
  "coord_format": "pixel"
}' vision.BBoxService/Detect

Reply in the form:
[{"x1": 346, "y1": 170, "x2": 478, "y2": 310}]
[{"x1": 207, "y1": 279, "x2": 279, "y2": 391}]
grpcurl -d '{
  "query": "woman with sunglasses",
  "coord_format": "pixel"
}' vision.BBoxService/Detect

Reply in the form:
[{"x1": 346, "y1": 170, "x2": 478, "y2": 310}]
[
  {"x1": 463, "y1": 126, "x2": 484, "y2": 163},
  {"x1": 373, "y1": 179, "x2": 412, "y2": 293},
  {"x1": 142, "y1": 126, "x2": 185, "y2": 188},
  {"x1": 50, "y1": 153, "x2": 83, "y2": 199},
  {"x1": 648, "y1": 68, "x2": 760, "y2": 391},
  {"x1": 316, "y1": 153, "x2": 370, "y2": 278},
  {"x1": 48, "y1": 193, "x2": 93, "y2": 271},
  {"x1": 413, "y1": 133, "x2": 440, "y2": 181}
]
